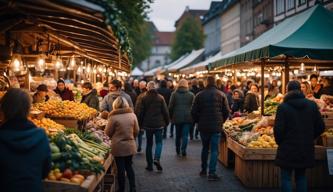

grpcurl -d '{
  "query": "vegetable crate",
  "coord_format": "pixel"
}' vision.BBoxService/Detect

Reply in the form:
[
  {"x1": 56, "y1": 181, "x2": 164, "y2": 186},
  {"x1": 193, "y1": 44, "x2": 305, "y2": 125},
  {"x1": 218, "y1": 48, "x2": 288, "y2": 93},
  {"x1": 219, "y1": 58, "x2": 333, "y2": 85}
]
[
  {"x1": 321, "y1": 135, "x2": 333, "y2": 147},
  {"x1": 321, "y1": 112, "x2": 333, "y2": 129},
  {"x1": 44, "y1": 154, "x2": 113, "y2": 192},
  {"x1": 218, "y1": 133, "x2": 234, "y2": 168},
  {"x1": 52, "y1": 118, "x2": 88, "y2": 130},
  {"x1": 227, "y1": 137, "x2": 333, "y2": 189}
]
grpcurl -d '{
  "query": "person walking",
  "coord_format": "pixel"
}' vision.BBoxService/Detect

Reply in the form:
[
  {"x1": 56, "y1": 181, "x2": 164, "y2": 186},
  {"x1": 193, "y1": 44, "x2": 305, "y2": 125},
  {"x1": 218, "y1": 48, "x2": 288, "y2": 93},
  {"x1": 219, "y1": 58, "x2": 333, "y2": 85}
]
[
  {"x1": 137, "y1": 81, "x2": 169, "y2": 172},
  {"x1": 191, "y1": 76, "x2": 230, "y2": 181},
  {"x1": 134, "y1": 83, "x2": 148, "y2": 153},
  {"x1": 274, "y1": 80, "x2": 324, "y2": 192},
  {"x1": 100, "y1": 79, "x2": 133, "y2": 113},
  {"x1": 105, "y1": 97, "x2": 139, "y2": 192},
  {"x1": 81, "y1": 82, "x2": 99, "y2": 110},
  {"x1": 190, "y1": 79, "x2": 201, "y2": 139},
  {"x1": 124, "y1": 82, "x2": 137, "y2": 106},
  {"x1": 169, "y1": 79, "x2": 194, "y2": 157},
  {"x1": 0, "y1": 88, "x2": 51, "y2": 192},
  {"x1": 157, "y1": 80, "x2": 172, "y2": 138}
]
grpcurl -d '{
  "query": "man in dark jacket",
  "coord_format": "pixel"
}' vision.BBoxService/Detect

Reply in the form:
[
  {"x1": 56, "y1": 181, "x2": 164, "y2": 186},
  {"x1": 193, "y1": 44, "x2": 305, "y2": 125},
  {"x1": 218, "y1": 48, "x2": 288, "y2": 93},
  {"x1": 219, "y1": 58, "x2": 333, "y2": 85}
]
[
  {"x1": 137, "y1": 81, "x2": 169, "y2": 172},
  {"x1": 191, "y1": 76, "x2": 230, "y2": 181},
  {"x1": 0, "y1": 88, "x2": 51, "y2": 192},
  {"x1": 54, "y1": 79, "x2": 74, "y2": 101},
  {"x1": 274, "y1": 80, "x2": 325, "y2": 192},
  {"x1": 81, "y1": 82, "x2": 99, "y2": 110},
  {"x1": 134, "y1": 85, "x2": 148, "y2": 153},
  {"x1": 157, "y1": 80, "x2": 172, "y2": 138}
]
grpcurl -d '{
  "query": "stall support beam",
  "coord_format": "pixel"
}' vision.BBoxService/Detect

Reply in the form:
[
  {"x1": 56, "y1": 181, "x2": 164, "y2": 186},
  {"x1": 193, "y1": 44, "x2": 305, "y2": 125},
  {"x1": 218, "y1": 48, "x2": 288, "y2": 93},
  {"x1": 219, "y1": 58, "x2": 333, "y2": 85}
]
[
  {"x1": 261, "y1": 60, "x2": 265, "y2": 115},
  {"x1": 282, "y1": 60, "x2": 289, "y2": 94}
]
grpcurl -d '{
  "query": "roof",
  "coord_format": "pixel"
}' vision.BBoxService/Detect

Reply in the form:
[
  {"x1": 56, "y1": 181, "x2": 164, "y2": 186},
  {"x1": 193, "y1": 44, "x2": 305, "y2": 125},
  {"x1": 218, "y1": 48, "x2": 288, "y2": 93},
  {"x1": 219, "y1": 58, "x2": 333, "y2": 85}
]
[
  {"x1": 144, "y1": 66, "x2": 162, "y2": 76},
  {"x1": 180, "y1": 51, "x2": 223, "y2": 74},
  {"x1": 160, "y1": 53, "x2": 190, "y2": 73},
  {"x1": 131, "y1": 67, "x2": 143, "y2": 76},
  {"x1": 154, "y1": 32, "x2": 175, "y2": 46},
  {"x1": 209, "y1": 5, "x2": 333, "y2": 70},
  {"x1": 175, "y1": 7, "x2": 208, "y2": 27},
  {"x1": 202, "y1": 0, "x2": 238, "y2": 25},
  {"x1": 167, "y1": 49, "x2": 205, "y2": 72}
]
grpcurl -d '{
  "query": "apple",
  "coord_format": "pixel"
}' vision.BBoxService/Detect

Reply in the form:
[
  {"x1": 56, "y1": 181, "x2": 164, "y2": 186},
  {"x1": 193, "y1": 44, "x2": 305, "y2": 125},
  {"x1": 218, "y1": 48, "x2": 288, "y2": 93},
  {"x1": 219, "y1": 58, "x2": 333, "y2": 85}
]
[{"x1": 62, "y1": 169, "x2": 73, "y2": 179}]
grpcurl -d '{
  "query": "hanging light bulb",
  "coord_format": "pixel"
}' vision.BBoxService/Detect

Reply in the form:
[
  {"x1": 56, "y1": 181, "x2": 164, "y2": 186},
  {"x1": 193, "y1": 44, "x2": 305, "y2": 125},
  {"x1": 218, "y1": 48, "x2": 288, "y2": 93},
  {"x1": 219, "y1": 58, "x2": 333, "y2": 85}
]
[
  {"x1": 70, "y1": 56, "x2": 76, "y2": 68},
  {"x1": 11, "y1": 55, "x2": 22, "y2": 72},
  {"x1": 86, "y1": 65, "x2": 91, "y2": 73},
  {"x1": 300, "y1": 63, "x2": 305, "y2": 72},
  {"x1": 36, "y1": 54, "x2": 45, "y2": 72},
  {"x1": 77, "y1": 66, "x2": 82, "y2": 74},
  {"x1": 55, "y1": 57, "x2": 63, "y2": 70},
  {"x1": 103, "y1": 67, "x2": 107, "y2": 73},
  {"x1": 98, "y1": 66, "x2": 103, "y2": 73},
  {"x1": 93, "y1": 67, "x2": 97, "y2": 74},
  {"x1": 314, "y1": 65, "x2": 317, "y2": 72}
]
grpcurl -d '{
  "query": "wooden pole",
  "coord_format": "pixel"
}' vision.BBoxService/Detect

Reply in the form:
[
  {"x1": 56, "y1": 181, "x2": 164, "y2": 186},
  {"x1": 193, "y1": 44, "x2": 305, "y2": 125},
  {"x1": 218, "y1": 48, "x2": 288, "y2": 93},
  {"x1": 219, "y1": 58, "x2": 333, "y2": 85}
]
[
  {"x1": 282, "y1": 58, "x2": 289, "y2": 94},
  {"x1": 261, "y1": 59, "x2": 265, "y2": 116}
]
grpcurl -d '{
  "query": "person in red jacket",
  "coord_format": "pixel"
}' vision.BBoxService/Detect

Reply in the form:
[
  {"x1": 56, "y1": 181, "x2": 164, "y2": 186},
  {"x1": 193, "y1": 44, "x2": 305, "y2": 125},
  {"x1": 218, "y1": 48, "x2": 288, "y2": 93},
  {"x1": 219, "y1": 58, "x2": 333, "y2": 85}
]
[{"x1": 54, "y1": 79, "x2": 74, "y2": 101}]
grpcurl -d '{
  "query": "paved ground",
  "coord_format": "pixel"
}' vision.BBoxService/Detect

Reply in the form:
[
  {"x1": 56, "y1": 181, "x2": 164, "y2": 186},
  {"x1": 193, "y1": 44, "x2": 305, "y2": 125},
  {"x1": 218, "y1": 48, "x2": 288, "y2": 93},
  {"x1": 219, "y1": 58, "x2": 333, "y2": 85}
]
[
  {"x1": 130, "y1": 136, "x2": 331, "y2": 192},
  {"x1": 132, "y1": 136, "x2": 279, "y2": 192}
]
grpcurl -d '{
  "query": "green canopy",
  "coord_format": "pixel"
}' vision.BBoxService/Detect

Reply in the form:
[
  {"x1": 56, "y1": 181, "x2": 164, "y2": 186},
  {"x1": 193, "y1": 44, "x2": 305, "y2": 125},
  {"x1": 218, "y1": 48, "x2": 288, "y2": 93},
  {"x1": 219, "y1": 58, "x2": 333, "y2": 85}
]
[{"x1": 209, "y1": 5, "x2": 333, "y2": 70}]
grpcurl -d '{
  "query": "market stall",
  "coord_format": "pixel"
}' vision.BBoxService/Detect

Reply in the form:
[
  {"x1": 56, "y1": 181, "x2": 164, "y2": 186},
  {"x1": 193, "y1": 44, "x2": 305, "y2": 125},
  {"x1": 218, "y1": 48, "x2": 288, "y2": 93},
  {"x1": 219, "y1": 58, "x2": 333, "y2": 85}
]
[{"x1": 206, "y1": 5, "x2": 333, "y2": 189}]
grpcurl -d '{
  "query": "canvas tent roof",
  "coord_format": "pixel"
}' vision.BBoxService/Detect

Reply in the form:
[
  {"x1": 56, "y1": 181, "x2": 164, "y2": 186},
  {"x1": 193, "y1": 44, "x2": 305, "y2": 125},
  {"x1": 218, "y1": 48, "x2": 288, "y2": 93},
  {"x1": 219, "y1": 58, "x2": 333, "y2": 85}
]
[
  {"x1": 168, "y1": 49, "x2": 204, "y2": 72},
  {"x1": 131, "y1": 67, "x2": 143, "y2": 76}
]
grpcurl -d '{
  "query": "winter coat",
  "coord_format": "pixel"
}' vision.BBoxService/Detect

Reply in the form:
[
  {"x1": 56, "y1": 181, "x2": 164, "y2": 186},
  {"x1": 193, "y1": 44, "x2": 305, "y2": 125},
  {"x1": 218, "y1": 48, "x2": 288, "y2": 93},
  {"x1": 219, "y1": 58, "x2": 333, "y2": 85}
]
[
  {"x1": 190, "y1": 85, "x2": 201, "y2": 96},
  {"x1": 100, "y1": 90, "x2": 133, "y2": 112},
  {"x1": 105, "y1": 108, "x2": 139, "y2": 157},
  {"x1": 134, "y1": 91, "x2": 147, "y2": 121},
  {"x1": 137, "y1": 89, "x2": 169, "y2": 129},
  {"x1": 169, "y1": 87, "x2": 195, "y2": 124},
  {"x1": 157, "y1": 87, "x2": 172, "y2": 105},
  {"x1": 274, "y1": 91, "x2": 325, "y2": 169},
  {"x1": 54, "y1": 87, "x2": 74, "y2": 101},
  {"x1": 191, "y1": 86, "x2": 230, "y2": 133},
  {"x1": 231, "y1": 99, "x2": 244, "y2": 114},
  {"x1": 243, "y1": 92, "x2": 259, "y2": 113},
  {"x1": 312, "y1": 84, "x2": 322, "y2": 99},
  {"x1": 0, "y1": 119, "x2": 51, "y2": 192},
  {"x1": 125, "y1": 90, "x2": 137, "y2": 106},
  {"x1": 81, "y1": 89, "x2": 100, "y2": 110},
  {"x1": 321, "y1": 85, "x2": 333, "y2": 96}
]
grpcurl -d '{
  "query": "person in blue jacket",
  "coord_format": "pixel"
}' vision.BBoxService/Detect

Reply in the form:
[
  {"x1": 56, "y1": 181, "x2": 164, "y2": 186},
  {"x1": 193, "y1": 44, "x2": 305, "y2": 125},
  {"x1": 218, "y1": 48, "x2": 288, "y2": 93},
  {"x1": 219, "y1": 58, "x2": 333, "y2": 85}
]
[{"x1": 0, "y1": 88, "x2": 51, "y2": 192}]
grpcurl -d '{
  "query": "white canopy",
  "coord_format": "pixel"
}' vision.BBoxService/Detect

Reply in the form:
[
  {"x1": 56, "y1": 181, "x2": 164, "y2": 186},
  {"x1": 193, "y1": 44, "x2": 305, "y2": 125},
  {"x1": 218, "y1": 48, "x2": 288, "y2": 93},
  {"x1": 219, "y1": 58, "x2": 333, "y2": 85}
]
[
  {"x1": 167, "y1": 49, "x2": 205, "y2": 72},
  {"x1": 161, "y1": 53, "x2": 189, "y2": 73},
  {"x1": 131, "y1": 67, "x2": 144, "y2": 76},
  {"x1": 144, "y1": 66, "x2": 162, "y2": 76},
  {"x1": 180, "y1": 51, "x2": 223, "y2": 74}
]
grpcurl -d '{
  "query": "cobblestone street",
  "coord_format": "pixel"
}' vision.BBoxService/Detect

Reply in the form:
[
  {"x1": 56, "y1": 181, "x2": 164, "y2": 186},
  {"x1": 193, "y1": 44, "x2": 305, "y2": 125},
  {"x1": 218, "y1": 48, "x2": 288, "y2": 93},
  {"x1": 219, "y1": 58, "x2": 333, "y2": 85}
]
[{"x1": 133, "y1": 136, "x2": 277, "y2": 192}]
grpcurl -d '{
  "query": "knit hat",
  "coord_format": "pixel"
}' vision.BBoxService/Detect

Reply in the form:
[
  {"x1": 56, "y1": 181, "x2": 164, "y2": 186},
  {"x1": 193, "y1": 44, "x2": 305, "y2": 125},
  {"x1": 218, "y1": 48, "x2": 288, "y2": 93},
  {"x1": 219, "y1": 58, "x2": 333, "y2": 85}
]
[
  {"x1": 37, "y1": 84, "x2": 48, "y2": 92},
  {"x1": 57, "y1": 79, "x2": 65, "y2": 84},
  {"x1": 287, "y1": 80, "x2": 301, "y2": 92}
]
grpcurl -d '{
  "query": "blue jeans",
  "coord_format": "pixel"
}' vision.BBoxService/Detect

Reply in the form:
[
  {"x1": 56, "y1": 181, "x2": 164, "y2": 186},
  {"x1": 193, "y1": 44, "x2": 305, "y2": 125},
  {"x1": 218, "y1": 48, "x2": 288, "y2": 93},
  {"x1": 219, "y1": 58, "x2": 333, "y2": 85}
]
[
  {"x1": 175, "y1": 123, "x2": 191, "y2": 154},
  {"x1": 200, "y1": 132, "x2": 220, "y2": 174},
  {"x1": 145, "y1": 128, "x2": 163, "y2": 167},
  {"x1": 281, "y1": 168, "x2": 307, "y2": 192},
  {"x1": 137, "y1": 130, "x2": 144, "y2": 150}
]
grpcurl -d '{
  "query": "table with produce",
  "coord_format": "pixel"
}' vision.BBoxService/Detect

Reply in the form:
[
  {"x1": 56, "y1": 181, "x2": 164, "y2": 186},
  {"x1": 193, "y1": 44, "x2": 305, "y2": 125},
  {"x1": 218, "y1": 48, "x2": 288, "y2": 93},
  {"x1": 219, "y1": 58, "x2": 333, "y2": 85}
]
[
  {"x1": 219, "y1": 95, "x2": 333, "y2": 188},
  {"x1": 30, "y1": 100, "x2": 113, "y2": 192}
]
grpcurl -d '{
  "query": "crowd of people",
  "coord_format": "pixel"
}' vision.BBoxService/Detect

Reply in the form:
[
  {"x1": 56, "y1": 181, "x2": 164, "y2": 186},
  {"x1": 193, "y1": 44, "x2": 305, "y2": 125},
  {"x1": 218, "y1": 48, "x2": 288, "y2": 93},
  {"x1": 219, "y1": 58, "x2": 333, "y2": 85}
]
[{"x1": 0, "y1": 73, "x2": 330, "y2": 192}]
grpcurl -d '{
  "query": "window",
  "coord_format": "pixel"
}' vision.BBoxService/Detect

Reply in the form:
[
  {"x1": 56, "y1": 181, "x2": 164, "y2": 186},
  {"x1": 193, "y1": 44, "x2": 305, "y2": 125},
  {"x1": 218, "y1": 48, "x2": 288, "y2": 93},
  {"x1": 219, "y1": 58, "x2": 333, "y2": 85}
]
[
  {"x1": 287, "y1": 0, "x2": 295, "y2": 10},
  {"x1": 275, "y1": 0, "x2": 285, "y2": 15},
  {"x1": 298, "y1": 0, "x2": 306, "y2": 6}
]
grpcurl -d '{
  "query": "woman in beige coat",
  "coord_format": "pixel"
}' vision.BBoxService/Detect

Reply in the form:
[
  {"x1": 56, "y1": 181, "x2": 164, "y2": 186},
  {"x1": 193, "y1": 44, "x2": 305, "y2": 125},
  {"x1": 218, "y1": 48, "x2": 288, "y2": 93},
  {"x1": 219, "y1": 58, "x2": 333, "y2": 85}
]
[{"x1": 105, "y1": 96, "x2": 139, "y2": 192}]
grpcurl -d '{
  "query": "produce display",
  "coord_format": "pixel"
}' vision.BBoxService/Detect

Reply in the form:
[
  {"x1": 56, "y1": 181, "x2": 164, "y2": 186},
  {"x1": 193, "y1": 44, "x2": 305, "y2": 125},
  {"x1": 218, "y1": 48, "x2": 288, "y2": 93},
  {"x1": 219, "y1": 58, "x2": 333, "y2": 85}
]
[
  {"x1": 264, "y1": 94, "x2": 283, "y2": 116},
  {"x1": 30, "y1": 117, "x2": 65, "y2": 136},
  {"x1": 322, "y1": 128, "x2": 333, "y2": 137},
  {"x1": 47, "y1": 168, "x2": 85, "y2": 184},
  {"x1": 34, "y1": 100, "x2": 97, "y2": 120},
  {"x1": 223, "y1": 116, "x2": 277, "y2": 148},
  {"x1": 86, "y1": 117, "x2": 109, "y2": 130}
]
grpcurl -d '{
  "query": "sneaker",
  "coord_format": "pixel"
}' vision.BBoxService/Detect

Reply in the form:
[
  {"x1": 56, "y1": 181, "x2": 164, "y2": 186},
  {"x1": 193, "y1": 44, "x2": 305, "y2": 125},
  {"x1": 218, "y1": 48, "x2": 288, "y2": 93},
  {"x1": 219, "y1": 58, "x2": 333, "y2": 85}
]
[
  {"x1": 145, "y1": 166, "x2": 153, "y2": 171},
  {"x1": 153, "y1": 160, "x2": 163, "y2": 171},
  {"x1": 199, "y1": 170, "x2": 207, "y2": 177},
  {"x1": 208, "y1": 174, "x2": 220, "y2": 181}
]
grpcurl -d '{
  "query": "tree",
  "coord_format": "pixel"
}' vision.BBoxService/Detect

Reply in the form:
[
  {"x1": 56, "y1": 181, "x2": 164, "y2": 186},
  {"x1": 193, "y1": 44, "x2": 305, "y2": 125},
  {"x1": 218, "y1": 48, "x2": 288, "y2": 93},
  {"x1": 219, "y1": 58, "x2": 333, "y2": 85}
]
[{"x1": 171, "y1": 17, "x2": 205, "y2": 61}]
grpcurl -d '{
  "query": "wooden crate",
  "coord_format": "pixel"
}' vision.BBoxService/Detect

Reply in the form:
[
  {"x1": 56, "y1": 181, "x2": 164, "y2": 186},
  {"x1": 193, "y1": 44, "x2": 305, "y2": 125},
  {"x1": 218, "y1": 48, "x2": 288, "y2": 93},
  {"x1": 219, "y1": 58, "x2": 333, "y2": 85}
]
[
  {"x1": 321, "y1": 112, "x2": 333, "y2": 129},
  {"x1": 321, "y1": 135, "x2": 333, "y2": 147},
  {"x1": 227, "y1": 137, "x2": 333, "y2": 188},
  {"x1": 218, "y1": 134, "x2": 234, "y2": 167},
  {"x1": 51, "y1": 118, "x2": 88, "y2": 129},
  {"x1": 44, "y1": 154, "x2": 113, "y2": 192}
]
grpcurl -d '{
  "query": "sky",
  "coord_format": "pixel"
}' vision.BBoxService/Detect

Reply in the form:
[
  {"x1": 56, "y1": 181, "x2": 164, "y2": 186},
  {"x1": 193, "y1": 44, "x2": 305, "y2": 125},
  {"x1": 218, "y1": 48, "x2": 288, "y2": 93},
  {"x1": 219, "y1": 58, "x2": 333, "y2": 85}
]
[{"x1": 148, "y1": 0, "x2": 213, "y2": 32}]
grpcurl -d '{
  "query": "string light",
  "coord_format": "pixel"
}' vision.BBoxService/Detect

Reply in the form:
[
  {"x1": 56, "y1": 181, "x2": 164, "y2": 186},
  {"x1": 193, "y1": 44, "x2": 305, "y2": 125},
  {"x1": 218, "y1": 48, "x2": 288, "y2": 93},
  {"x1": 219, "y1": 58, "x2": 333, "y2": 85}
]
[
  {"x1": 70, "y1": 56, "x2": 76, "y2": 68},
  {"x1": 11, "y1": 55, "x2": 22, "y2": 72}
]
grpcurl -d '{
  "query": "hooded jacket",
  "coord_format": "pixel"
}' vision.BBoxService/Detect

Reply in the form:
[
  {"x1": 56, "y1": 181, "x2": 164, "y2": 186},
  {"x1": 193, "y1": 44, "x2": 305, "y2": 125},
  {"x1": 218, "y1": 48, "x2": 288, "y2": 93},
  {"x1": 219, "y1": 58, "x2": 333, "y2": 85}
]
[
  {"x1": 169, "y1": 87, "x2": 194, "y2": 124},
  {"x1": 0, "y1": 119, "x2": 51, "y2": 192},
  {"x1": 274, "y1": 91, "x2": 325, "y2": 169},
  {"x1": 81, "y1": 89, "x2": 99, "y2": 110},
  {"x1": 100, "y1": 90, "x2": 134, "y2": 112},
  {"x1": 191, "y1": 86, "x2": 230, "y2": 133},
  {"x1": 243, "y1": 91, "x2": 259, "y2": 113}
]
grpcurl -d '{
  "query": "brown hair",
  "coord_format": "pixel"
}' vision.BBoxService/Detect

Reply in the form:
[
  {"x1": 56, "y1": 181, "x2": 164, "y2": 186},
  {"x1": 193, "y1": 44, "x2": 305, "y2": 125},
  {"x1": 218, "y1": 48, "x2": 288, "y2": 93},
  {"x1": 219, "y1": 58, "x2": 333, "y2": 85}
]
[{"x1": 0, "y1": 88, "x2": 31, "y2": 121}]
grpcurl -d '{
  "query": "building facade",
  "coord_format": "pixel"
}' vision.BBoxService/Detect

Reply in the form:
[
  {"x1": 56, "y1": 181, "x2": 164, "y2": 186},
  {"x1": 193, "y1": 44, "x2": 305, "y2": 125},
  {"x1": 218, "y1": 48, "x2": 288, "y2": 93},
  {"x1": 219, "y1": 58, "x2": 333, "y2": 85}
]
[
  {"x1": 139, "y1": 26, "x2": 175, "y2": 71},
  {"x1": 240, "y1": 0, "x2": 253, "y2": 46},
  {"x1": 175, "y1": 6, "x2": 207, "y2": 30},
  {"x1": 202, "y1": 1, "x2": 223, "y2": 57},
  {"x1": 274, "y1": 0, "x2": 333, "y2": 24},
  {"x1": 253, "y1": 0, "x2": 274, "y2": 38},
  {"x1": 221, "y1": 0, "x2": 241, "y2": 54}
]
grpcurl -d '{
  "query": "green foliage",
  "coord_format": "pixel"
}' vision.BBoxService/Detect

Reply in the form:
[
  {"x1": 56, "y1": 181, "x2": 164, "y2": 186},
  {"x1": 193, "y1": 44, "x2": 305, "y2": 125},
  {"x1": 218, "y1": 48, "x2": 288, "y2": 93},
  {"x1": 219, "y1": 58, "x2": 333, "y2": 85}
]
[
  {"x1": 87, "y1": 0, "x2": 153, "y2": 63},
  {"x1": 171, "y1": 17, "x2": 205, "y2": 61},
  {"x1": 131, "y1": 22, "x2": 153, "y2": 67}
]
